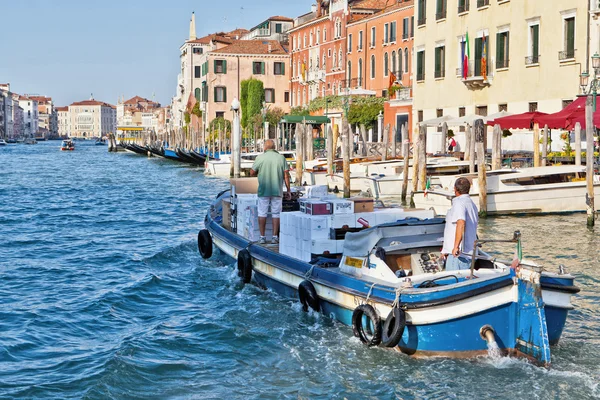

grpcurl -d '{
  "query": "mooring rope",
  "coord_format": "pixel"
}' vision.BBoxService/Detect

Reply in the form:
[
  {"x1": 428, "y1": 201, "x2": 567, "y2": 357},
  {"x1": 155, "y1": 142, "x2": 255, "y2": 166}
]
[
  {"x1": 304, "y1": 265, "x2": 315, "y2": 279},
  {"x1": 365, "y1": 282, "x2": 377, "y2": 303},
  {"x1": 391, "y1": 288, "x2": 402, "y2": 309}
]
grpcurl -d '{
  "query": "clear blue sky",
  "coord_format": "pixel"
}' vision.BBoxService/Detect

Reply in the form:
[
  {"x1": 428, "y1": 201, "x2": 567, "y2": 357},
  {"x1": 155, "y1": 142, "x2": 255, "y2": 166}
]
[{"x1": 0, "y1": 0, "x2": 311, "y2": 107}]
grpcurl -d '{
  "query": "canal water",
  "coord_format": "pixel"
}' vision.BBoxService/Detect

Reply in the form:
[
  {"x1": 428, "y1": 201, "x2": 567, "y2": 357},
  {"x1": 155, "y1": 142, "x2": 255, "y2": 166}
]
[{"x1": 1, "y1": 141, "x2": 598, "y2": 399}]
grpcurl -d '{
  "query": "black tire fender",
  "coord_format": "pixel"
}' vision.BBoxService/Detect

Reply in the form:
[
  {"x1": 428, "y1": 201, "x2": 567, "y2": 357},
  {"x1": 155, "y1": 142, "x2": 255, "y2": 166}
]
[
  {"x1": 298, "y1": 280, "x2": 320, "y2": 312},
  {"x1": 197, "y1": 229, "x2": 213, "y2": 259},
  {"x1": 237, "y1": 249, "x2": 253, "y2": 284},
  {"x1": 380, "y1": 307, "x2": 406, "y2": 348},
  {"x1": 352, "y1": 304, "x2": 382, "y2": 347}
]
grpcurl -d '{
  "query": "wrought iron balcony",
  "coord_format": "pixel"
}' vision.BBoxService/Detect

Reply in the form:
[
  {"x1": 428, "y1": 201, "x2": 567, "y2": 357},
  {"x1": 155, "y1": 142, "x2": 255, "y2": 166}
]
[
  {"x1": 417, "y1": 17, "x2": 426, "y2": 26},
  {"x1": 525, "y1": 55, "x2": 540, "y2": 65},
  {"x1": 434, "y1": 69, "x2": 445, "y2": 79},
  {"x1": 496, "y1": 59, "x2": 509, "y2": 69},
  {"x1": 458, "y1": 0, "x2": 470, "y2": 13},
  {"x1": 477, "y1": 0, "x2": 489, "y2": 7},
  {"x1": 342, "y1": 78, "x2": 364, "y2": 88},
  {"x1": 558, "y1": 49, "x2": 575, "y2": 61},
  {"x1": 436, "y1": 9, "x2": 447, "y2": 20}
]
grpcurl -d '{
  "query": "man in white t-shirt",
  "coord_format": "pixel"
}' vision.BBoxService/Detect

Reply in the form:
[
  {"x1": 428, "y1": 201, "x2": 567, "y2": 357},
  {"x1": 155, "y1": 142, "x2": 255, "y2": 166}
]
[{"x1": 441, "y1": 177, "x2": 479, "y2": 270}]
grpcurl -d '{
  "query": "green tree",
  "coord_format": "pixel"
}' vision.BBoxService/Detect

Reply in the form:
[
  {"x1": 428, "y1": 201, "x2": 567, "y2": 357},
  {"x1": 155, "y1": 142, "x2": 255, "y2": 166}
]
[
  {"x1": 347, "y1": 102, "x2": 383, "y2": 129},
  {"x1": 191, "y1": 102, "x2": 202, "y2": 119},
  {"x1": 240, "y1": 78, "x2": 264, "y2": 130},
  {"x1": 289, "y1": 106, "x2": 311, "y2": 116},
  {"x1": 240, "y1": 80, "x2": 250, "y2": 128}
]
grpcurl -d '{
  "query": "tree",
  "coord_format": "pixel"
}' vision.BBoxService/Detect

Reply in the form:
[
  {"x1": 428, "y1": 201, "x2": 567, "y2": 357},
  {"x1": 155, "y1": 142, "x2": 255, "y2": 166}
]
[
  {"x1": 347, "y1": 102, "x2": 383, "y2": 129},
  {"x1": 191, "y1": 102, "x2": 202, "y2": 119},
  {"x1": 240, "y1": 78, "x2": 264, "y2": 130},
  {"x1": 289, "y1": 106, "x2": 311, "y2": 116},
  {"x1": 240, "y1": 80, "x2": 249, "y2": 128}
]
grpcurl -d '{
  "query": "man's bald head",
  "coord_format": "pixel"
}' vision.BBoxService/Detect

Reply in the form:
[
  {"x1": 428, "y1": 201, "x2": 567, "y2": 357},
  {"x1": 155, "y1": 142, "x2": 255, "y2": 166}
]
[{"x1": 264, "y1": 139, "x2": 275, "y2": 150}]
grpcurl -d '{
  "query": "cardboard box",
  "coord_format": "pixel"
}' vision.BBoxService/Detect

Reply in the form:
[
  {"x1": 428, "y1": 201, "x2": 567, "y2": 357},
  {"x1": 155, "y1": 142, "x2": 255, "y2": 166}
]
[
  {"x1": 230, "y1": 178, "x2": 258, "y2": 195},
  {"x1": 304, "y1": 185, "x2": 328, "y2": 198},
  {"x1": 306, "y1": 201, "x2": 333, "y2": 215},
  {"x1": 310, "y1": 239, "x2": 341, "y2": 255},
  {"x1": 329, "y1": 199, "x2": 354, "y2": 214},
  {"x1": 350, "y1": 197, "x2": 374, "y2": 213},
  {"x1": 222, "y1": 199, "x2": 231, "y2": 230},
  {"x1": 327, "y1": 214, "x2": 356, "y2": 229}
]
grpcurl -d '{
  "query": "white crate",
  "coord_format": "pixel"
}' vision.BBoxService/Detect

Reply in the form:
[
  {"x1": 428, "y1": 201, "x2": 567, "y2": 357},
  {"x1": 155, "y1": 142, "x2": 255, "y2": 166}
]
[{"x1": 329, "y1": 199, "x2": 354, "y2": 214}]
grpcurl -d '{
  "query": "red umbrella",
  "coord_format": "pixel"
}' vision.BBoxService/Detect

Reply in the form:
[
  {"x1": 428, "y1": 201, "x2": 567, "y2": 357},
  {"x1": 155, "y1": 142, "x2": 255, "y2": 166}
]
[
  {"x1": 537, "y1": 97, "x2": 586, "y2": 129},
  {"x1": 564, "y1": 109, "x2": 600, "y2": 130},
  {"x1": 487, "y1": 111, "x2": 548, "y2": 129}
]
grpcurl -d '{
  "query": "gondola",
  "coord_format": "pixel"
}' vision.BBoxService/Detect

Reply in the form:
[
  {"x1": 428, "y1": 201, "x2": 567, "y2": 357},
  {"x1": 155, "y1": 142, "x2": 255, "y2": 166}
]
[{"x1": 175, "y1": 148, "x2": 202, "y2": 165}]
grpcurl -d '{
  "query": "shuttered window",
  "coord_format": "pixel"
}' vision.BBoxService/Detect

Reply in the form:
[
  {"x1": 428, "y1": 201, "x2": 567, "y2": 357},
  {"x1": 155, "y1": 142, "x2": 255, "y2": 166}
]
[
  {"x1": 434, "y1": 46, "x2": 445, "y2": 78},
  {"x1": 496, "y1": 31, "x2": 509, "y2": 69},
  {"x1": 194, "y1": 66, "x2": 201, "y2": 78},
  {"x1": 565, "y1": 17, "x2": 575, "y2": 58},
  {"x1": 214, "y1": 87, "x2": 226, "y2": 103},
  {"x1": 531, "y1": 25, "x2": 539, "y2": 62},
  {"x1": 194, "y1": 88, "x2": 201, "y2": 101},
  {"x1": 214, "y1": 60, "x2": 227, "y2": 74},
  {"x1": 416, "y1": 50, "x2": 425, "y2": 81},
  {"x1": 274, "y1": 62, "x2": 285, "y2": 75},
  {"x1": 253, "y1": 61, "x2": 265, "y2": 75}
]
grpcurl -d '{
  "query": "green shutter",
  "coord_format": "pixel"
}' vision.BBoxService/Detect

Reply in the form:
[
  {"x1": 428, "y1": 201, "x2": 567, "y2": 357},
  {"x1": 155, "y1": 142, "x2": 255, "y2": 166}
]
[
  {"x1": 223, "y1": 60, "x2": 227, "y2": 74},
  {"x1": 496, "y1": 33, "x2": 503, "y2": 64},
  {"x1": 261, "y1": 62, "x2": 265, "y2": 75},
  {"x1": 281, "y1": 62, "x2": 285, "y2": 75},
  {"x1": 506, "y1": 32, "x2": 509, "y2": 63},
  {"x1": 475, "y1": 37, "x2": 482, "y2": 75},
  {"x1": 214, "y1": 87, "x2": 217, "y2": 102},
  {"x1": 566, "y1": 18, "x2": 575, "y2": 54},
  {"x1": 224, "y1": 87, "x2": 227, "y2": 103},
  {"x1": 213, "y1": 60, "x2": 217, "y2": 73},
  {"x1": 532, "y1": 25, "x2": 539, "y2": 58},
  {"x1": 435, "y1": 48, "x2": 440, "y2": 76},
  {"x1": 195, "y1": 88, "x2": 200, "y2": 101}
]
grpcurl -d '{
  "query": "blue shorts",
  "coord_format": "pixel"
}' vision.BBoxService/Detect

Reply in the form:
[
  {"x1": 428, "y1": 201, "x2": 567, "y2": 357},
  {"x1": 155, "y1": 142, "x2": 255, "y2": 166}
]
[{"x1": 445, "y1": 255, "x2": 472, "y2": 271}]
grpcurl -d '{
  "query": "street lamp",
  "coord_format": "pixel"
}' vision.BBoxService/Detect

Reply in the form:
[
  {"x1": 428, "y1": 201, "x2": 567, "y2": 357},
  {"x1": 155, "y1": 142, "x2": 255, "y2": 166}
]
[{"x1": 261, "y1": 101, "x2": 267, "y2": 150}]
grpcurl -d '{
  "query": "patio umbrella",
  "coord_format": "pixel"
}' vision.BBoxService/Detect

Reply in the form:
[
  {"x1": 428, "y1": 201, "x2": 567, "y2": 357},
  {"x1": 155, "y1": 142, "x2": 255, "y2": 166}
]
[
  {"x1": 346, "y1": 88, "x2": 377, "y2": 96},
  {"x1": 483, "y1": 110, "x2": 513, "y2": 123},
  {"x1": 444, "y1": 114, "x2": 481, "y2": 127},
  {"x1": 419, "y1": 115, "x2": 455, "y2": 127},
  {"x1": 487, "y1": 111, "x2": 548, "y2": 129},
  {"x1": 537, "y1": 97, "x2": 586, "y2": 129}
]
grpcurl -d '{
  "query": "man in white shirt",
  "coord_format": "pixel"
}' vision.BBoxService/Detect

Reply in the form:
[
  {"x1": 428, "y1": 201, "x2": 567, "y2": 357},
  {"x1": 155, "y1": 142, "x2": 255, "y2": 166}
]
[{"x1": 441, "y1": 177, "x2": 479, "y2": 270}]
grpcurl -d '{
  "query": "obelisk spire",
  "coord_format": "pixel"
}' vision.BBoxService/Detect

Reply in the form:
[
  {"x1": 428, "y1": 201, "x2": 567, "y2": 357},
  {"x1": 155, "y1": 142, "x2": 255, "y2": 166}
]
[{"x1": 189, "y1": 12, "x2": 196, "y2": 41}]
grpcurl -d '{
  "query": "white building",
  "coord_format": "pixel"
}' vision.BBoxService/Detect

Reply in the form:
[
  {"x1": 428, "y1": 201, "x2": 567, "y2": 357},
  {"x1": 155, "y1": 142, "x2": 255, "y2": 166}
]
[
  {"x1": 68, "y1": 97, "x2": 116, "y2": 138},
  {"x1": 29, "y1": 96, "x2": 58, "y2": 138},
  {"x1": 56, "y1": 106, "x2": 70, "y2": 137},
  {"x1": 19, "y1": 96, "x2": 39, "y2": 138},
  {"x1": 0, "y1": 83, "x2": 15, "y2": 139}
]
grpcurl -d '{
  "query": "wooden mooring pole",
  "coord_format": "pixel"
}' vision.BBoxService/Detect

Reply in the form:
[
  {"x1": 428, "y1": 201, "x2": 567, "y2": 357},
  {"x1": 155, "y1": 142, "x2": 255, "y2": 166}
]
[
  {"x1": 342, "y1": 118, "x2": 351, "y2": 198},
  {"x1": 542, "y1": 124, "x2": 549, "y2": 167},
  {"x1": 585, "y1": 96, "x2": 595, "y2": 227},
  {"x1": 401, "y1": 138, "x2": 410, "y2": 205},
  {"x1": 295, "y1": 123, "x2": 304, "y2": 187},
  {"x1": 533, "y1": 122, "x2": 541, "y2": 167},
  {"x1": 417, "y1": 123, "x2": 427, "y2": 190},
  {"x1": 327, "y1": 125, "x2": 334, "y2": 175},
  {"x1": 492, "y1": 124, "x2": 502, "y2": 170},
  {"x1": 475, "y1": 119, "x2": 487, "y2": 217},
  {"x1": 468, "y1": 124, "x2": 475, "y2": 173},
  {"x1": 382, "y1": 123, "x2": 389, "y2": 161},
  {"x1": 575, "y1": 122, "x2": 582, "y2": 166}
]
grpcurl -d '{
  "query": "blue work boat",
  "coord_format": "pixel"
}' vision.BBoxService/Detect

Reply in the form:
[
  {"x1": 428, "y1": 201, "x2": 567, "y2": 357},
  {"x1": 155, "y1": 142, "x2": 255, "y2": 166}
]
[{"x1": 200, "y1": 192, "x2": 578, "y2": 366}]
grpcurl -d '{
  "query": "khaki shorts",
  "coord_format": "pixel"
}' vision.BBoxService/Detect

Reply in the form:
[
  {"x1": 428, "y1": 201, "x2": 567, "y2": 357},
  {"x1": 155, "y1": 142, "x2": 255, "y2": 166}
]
[{"x1": 258, "y1": 196, "x2": 283, "y2": 218}]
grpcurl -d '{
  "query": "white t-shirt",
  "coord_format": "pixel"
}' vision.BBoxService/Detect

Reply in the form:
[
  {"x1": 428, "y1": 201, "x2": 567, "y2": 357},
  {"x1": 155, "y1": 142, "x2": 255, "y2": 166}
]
[{"x1": 441, "y1": 194, "x2": 479, "y2": 255}]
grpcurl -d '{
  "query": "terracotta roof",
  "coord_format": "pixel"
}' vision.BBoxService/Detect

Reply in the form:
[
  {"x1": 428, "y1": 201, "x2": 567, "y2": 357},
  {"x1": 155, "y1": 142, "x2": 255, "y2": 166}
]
[
  {"x1": 228, "y1": 28, "x2": 250, "y2": 37},
  {"x1": 27, "y1": 96, "x2": 52, "y2": 103},
  {"x1": 348, "y1": 0, "x2": 413, "y2": 24},
  {"x1": 70, "y1": 99, "x2": 114, "y2": 107},
  {"x1": 123, "y1": 95, "x2": 156, "y2": 105},
  {"x1": 269, "y1": 16, "x2": 293, "y2": 22},
  {"x1": 211, "y1": 39, "x2": 288, "y2": 55},
  {"x1": 188, "y1": 29, "x2": 248, "y2": 45},
  {"x1": 56, "y1": 106, "x2": 68, "y2": 112}
]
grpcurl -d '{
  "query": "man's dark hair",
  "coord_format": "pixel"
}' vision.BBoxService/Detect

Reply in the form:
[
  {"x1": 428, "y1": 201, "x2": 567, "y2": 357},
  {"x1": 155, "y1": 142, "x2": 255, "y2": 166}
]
[{"x1": 454, "y1": 177, "x2": 471, "y2": 195}]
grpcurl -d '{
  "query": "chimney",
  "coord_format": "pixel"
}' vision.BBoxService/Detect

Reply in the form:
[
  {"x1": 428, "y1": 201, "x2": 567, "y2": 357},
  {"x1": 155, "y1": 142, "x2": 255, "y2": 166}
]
[
  {"x1": 189, "y1": 12, "x2": 197, "y2": 41},
  {"x1": 311, "y1": 3, "x2": 317, "y2": 13},
  {"x1": 268, "y1": 44, "x2": 273, "y2": 53}
]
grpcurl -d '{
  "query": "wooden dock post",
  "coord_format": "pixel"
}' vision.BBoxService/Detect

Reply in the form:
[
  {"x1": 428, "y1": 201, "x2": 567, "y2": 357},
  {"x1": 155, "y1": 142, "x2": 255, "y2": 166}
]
[
  {"x1": 295, "y1": 123, "x2": 304, "y2": 186},
  {"x1": 441, "y1": 122, "x2": 448, "y2": 154},
  {"x1": 382, "y1": 124, "x2": 389, "y2": 161},
  {"x1": 492, "y1": 124, "x2": 501, "y2": 170},
  {"x1": 411, "y1": 126, "x2": 420, "y2": 195},
  {"x1": 391, "y1": 125, "x2": 398, "y2": 158},
  {"x1": 575, "y1": 122, "x2": 582, "y2": 166},
  {"x1": 342, "y1": 118, "x2": 351, "y2": 198},
  {"x1": 417, "y1": 123, "x2": 427, "y2": 190},
  {"x1": 231, "y1": 99, "x2": 241, "y2": 178},
  {"x1": 585, "y1": 97, "x2": 595, "y2": 227},
  {"x1": 468, "y1": 125, "x2": 475, "y2": 173},
  {"x1": 475, "y1": 119, "x2": 488, "y2": 217},
  {"x1": 542, "y1": 124, "x2": 549, "y2": 167},
  {"x1": 465, "y1": 124, "x2": 471, "y2": 162},
  {"x1": 327, "y1": 125, "x2": 334, "y2": 175},
  {"x1": 533, "y1": 122, "x2": 541, "y2": 167},
  {"x1": 401, "y1": 138, "x2": 410, "y2": 204},
  {"x1": 306, "y1": 123, "x2": 314, "y2": 161}
]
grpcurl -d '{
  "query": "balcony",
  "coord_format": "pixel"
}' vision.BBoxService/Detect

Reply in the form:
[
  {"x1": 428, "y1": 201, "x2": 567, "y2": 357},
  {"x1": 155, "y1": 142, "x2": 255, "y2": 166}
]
[
  {"x1": 417, "y1": 16, "x2": 426, "y2": 26},
  {"x1": 525, "y1": 55, "x2": 540, "y2": 65},
  {"x1": 558, "y1": 49, "x2": 576, "y2": 61},
  {"x1": 476, "y1": 0, "x2": 489, "y2": 7},
  {"x1": 342, "y1": 78, "x2": 364, "y2": 89},
  {"x1": 458, "y1": 0, "x2": 470, "y2": 13},
  {"x1": 307, "y1": 68, "x2": 326, "y2": 83},
  {"x1": 456, "y1": 60, "x2": 492, "y2": 89},
  {"x1": 435, "y1": 9, "x2": 447, "y2": 20}
]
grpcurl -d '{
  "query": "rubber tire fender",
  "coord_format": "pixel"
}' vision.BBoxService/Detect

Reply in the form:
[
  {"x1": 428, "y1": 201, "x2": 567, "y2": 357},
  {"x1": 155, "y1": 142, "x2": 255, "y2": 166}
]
[
  {"x1": 237, "y1": 249, "x2": 253, "y2": 284},
  {"x1": 352, "y1": 304, "x2": 382, "y2": 347},
  {"x1": 197, "y1": 229, "x2": 213, "y2": 259},
  {"x1": 298, "y1": 280, "x2": 320, "y2": 312},
  {"x1": 380, "y1": 307, "x2": 406, "y2": 348}
]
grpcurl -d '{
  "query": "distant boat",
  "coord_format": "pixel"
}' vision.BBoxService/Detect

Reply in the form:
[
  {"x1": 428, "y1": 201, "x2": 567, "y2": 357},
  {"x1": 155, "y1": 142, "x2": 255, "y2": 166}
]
[
  {"x1": 60, "y1": 140, "x2": 75, "y2": 151},
  {"x1": 0, "y1": 139, "x2": 7, "y2": 146},
  {"x1": 24, "y1": 138, "x2": 37, "y2": 145},
  {"x1": 95, "y1": 138, "x2": 107, "y2": 145},
  {"x1": 6, "y1": 138, "x2": 16, "y2": 144}
]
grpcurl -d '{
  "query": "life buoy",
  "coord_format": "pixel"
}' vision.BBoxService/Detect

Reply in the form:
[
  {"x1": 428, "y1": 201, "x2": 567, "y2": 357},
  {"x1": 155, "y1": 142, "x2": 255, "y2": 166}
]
[
  {"x1": 298, "y1": 280, "x2": 320, "y2": 312},
  {"x1": 197, "y1": 229, "x2": 212, "y2": 259},
  {"x1": 237, "y1": 249, "x2": 252, "y2": 284},
  {"x1": 380, "y1": 307, "x2": 406, "y2": 348},
  {"x1": 352, "y1": 304, "x2": 382, "y2": 347}
]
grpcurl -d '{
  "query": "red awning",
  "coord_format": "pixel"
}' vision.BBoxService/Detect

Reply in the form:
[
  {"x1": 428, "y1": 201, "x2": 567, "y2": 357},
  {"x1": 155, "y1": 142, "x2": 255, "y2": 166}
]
[
  {"x1": 487, "y1": 111, "x2": 548, "y2": 129},
  {"x1": 536, "y1": 97, "x2": 588, "y2": 129}
]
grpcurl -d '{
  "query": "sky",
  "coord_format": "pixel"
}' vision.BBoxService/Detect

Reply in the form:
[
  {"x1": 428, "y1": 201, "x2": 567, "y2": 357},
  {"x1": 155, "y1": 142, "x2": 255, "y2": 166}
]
[{"x1": 0, "y1": 0, "x2": 311, "y2": 107}]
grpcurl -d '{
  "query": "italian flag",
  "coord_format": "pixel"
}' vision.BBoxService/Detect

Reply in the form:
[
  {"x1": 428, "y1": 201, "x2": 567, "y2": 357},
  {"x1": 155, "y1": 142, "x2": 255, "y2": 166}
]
[
  {"x1": 463, "y1": 32, "x2": 470, "y2": 79},
  {"x1": 424, "y1": 177, "x2": 431, "y2": 197}
]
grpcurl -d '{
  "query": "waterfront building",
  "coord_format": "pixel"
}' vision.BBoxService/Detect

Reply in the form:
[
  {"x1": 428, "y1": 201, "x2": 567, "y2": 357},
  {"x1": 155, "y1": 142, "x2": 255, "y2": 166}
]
[
  {"x1": 68, "y1": 97, "x2": 116, "y2": 139},
  {"x1": 0, "y1": 84, "x2": 15, "y2": 139},
  {"x1": 29, "y1": 96, "x2": 58, "y2": 139},
  {"x1": 56, "y1": 106, "x2": 70, "y2": 137},
  {"x1": 19, "y1": 96, "x2": 39, "y2": 138},
  {"x1": 413, "y1": 0, "x2": 587, "y2": 152},
  {"x1": 13, "y1": 98, "x2": 23, "y2": 138},
  {"x1": 240, "y1": 16, "x2": 294, "y2": 42},
  {"x1": 346, "y1": 0, "x2": 414, "y2": 140},
  {"x1": 116, "y1": 96, "x2": 162, "y2": 136}
]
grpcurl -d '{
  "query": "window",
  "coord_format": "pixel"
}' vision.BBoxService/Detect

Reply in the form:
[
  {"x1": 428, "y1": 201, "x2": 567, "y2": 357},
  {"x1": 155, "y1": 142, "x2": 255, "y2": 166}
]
[
  {"x1": 324, "y1": 28, "x2": 327, "y2": 42},
  {"x1": 529, "y1": 102, "x2": 538, "y2": 112},
  {"x1": 348, "y1": 34, "x2": 353, "y2": 52},
  {"x1": 370, "y1": 55, "x2": 376, "y2": 79},
  {"x1": 418, "y1": 0, "x2": 426, "y2": 26},
  {"x1": 397, "y1": 50, "x2": 403, "y2": 79},
  {"x1": 528, "y1": 24, "x2": 540, "y2": 64},
  {"x1": 477, "y1": 0, "x2": 489, "y2": 7},
  {"x1": 437, "y1": 109, "x2": 443, "y2": 132},
  {"x1": 195, "y1": 88, "x2": 201, "y2": 101},
  {"x1": 192, "y1": 47, "x2": 203, "y2": 54},
  {"x1": 194, "y1": 66, "x2": 201, "y2": 78},
  {"x1": 404, "y1": 48, "x2": 409, "y2": 73},
  {"x1": 403, "y1": 18, "x2": 409, "y2": 39},
  {"x1": 202, "y1": 81, "x2": 208, "y2": 102},
  {"x1": 358, "y1": 58, "x2": 363, "y2": 85},
  {"x1": 347, "y1": 60, "x2": 352, "y2": 84},
  {"x1": 474, "y1": 35, "x2": 489, "y2": 76},
  {"x1": 458, "y1": 0, "x2": 469, "y2": 13},
  {"x1": 561, "y1": 17, "x2": 575, "y2": 60},
  {"x1": 339, "y1": 49, "x2": 343, "y2": 68},
  {"x1": 384, "y1": 52, "x2": 389, "y2": 76},
  {"x1": 265, "y1": 89, "x2": 275, "y2": 103},
  {"x1": 499, "y1": 103, "x2": 508, "y2": 112},
  {"x1": 214, "y1": 87, "x2": 227, "y2": 103},
  {"x1": 410, "y1": 16, "x2": 414, "y2": 37},
  {"x1": 216, "y1": 111, "x2": 224, "y2": 119},
  {"x1": 253, "y1": 61, "x2": 265, "y2": 75},
  {"x1": 358, "y1": 31, "x2": 363, "y2": 50},
  {"x1": 316, "y1": 29, "x2": 320, "y2": 44},
  {"x1": 274, "y1": 62, "x2": 285, "y2": 75},
  {"x1": 304, "y1": 34, "x2": 307, "y2": 48},
  {"x1": 391, "y1": 51, "x2": 397, "y2": 75},
  {"x1": 275, "y1": 23, "x2": 282, "y2": 34},
  {"x1": 310, "y1": 32, "x2": 313, "y2": 46},
  {"x1": 323, "y1": 53, "x2": 326, "y2": 68},
  {"x1": 418, "y1": 110, "x2": 424, "y2": 122},
  {"x1": 214, "y1": 60, "x2": 227, "y2": 74},
  {"x1": 459, "y1": 107, "x2": 466, "y2": 132},
  {"x1": 390, "y1": 22, "x2": 397, "y2": 42},
  {"x1": 435, "y1": 45, "x2": 445, "y2": 78},
  {"x1": 436, "y1": 0, "x2": 447, "y2": 20},
  {"x1": 384, "y1": 23, "x2": 389, "y2": 44},
  {"x1": 371, "y1": 27, "x2": 376, "y2": 47},
  {"x1": 562, "y1": 99, "x2": 573, "y2": 109},
  {"x1": 496, "y1": 31, "x2": 509, "y2": 69},
  {"x1": 416, "y1": 50, "x2": 425, "y2": 81}
]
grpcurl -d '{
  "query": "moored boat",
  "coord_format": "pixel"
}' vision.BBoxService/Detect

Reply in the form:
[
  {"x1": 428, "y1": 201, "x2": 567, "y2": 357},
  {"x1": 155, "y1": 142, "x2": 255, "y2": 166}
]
[
  {"x1": 60, "y1": 139, "x2": 75, "y2": 151},
  {"x1": 200, "y1": 190, "x2": 578, "y2": 365},
  {"x1": 0, "y1": 139, "x2": 7, "y2": 146}
]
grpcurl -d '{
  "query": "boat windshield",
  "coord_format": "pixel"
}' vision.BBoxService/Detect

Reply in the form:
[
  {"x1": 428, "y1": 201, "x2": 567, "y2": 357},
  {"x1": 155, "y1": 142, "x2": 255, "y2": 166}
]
[{"x1": 502, "y1": 172, "x2": 584, "y2": 186}]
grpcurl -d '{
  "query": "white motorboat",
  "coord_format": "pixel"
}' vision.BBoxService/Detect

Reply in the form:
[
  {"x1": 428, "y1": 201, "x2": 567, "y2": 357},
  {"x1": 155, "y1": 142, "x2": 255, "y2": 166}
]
[
  {"x1": 205, "y1": 151, "x2": 295, "y2": 177},
  {"x1": 0, "y1": 139, "x2": 7, "y2": 146},
  {"x1": 412, "y1": 165, "x2": 600, "y2": 215}
]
